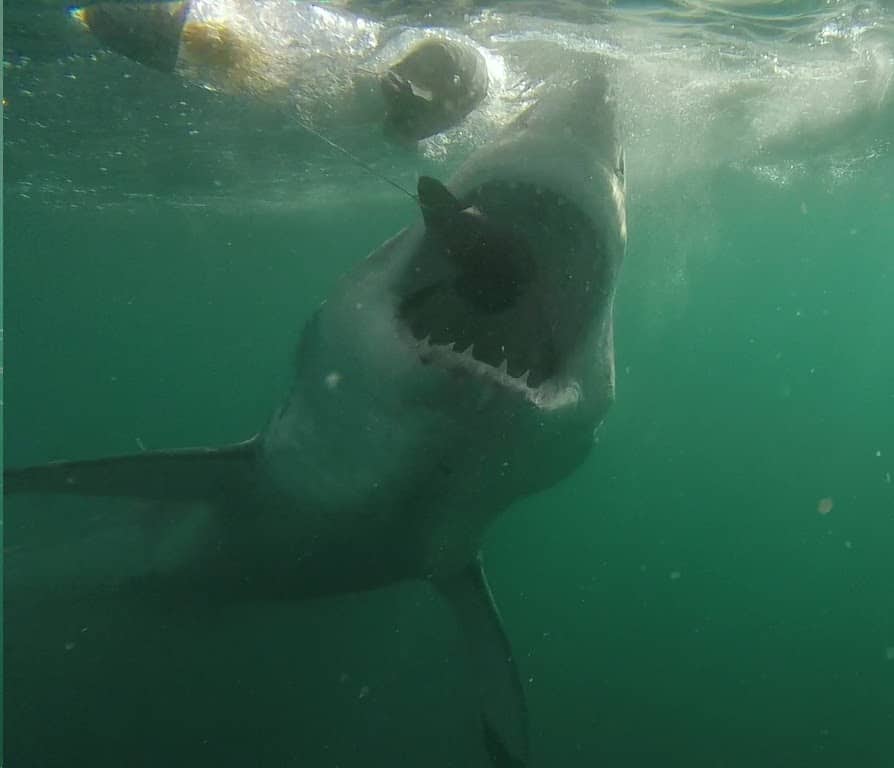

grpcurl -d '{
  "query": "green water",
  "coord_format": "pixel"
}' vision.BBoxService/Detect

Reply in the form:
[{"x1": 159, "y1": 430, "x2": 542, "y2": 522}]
[
  {"x1": 4, "y1": 0, "x2": 894, "y2": 764},
  {"x1": 6, "y1": 152, "x2": 892, "y2": 766}
]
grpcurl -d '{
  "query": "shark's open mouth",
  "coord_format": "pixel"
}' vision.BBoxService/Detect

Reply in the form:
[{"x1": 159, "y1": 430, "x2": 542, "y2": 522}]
[{"x1": 397, "y1": 179, "x2": 605, "y2": 408}]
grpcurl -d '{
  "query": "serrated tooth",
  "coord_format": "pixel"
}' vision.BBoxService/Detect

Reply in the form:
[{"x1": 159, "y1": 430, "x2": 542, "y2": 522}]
[
  {"x1": 421, "y1": 334, "x2": 431, "y2": 347},
  {"x1": 446, "y1": 341, "x2": 456, "y2": 351},
  {"x1": 498, "y1": 359, "x2": 508, "y2": 375},
  {"x1": 520, "y1": 370, "x2": 531, "y2": 384},
  {"x1": 463, "y1": 344, "x2": 475, "y2": 358}
]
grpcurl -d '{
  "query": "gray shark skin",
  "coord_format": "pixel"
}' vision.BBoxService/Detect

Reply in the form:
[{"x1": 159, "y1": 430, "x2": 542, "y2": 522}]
[{"x1": 5, "y1": 67, "x2": 626, "y2": 768}]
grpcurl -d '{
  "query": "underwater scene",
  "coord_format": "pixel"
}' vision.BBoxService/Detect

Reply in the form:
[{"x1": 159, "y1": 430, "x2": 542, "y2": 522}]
[{"x1": 3, "y1": 0, "x2": 893, "y2": 766}]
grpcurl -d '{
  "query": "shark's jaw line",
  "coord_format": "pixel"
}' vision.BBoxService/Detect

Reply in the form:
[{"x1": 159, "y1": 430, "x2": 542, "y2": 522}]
[{"x1": 407, "y1": 330, "x2": 582, "y2": 410}]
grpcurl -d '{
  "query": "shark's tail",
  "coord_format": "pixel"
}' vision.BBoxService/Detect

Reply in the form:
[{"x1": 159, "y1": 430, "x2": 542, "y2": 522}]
[{"x1": 3, "y1": 437, "x2": 258, "y2": 502}]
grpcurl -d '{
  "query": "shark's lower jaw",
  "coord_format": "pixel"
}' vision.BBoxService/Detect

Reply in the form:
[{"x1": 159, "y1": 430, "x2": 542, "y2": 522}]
[{"x1": 410, "y1": 332, "x2": 582, "y2": 411}]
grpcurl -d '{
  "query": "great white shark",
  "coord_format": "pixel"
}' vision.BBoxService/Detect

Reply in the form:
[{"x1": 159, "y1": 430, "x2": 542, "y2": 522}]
[{"x1": 5, "y1": 67, "x2": 626, "y2": 767}]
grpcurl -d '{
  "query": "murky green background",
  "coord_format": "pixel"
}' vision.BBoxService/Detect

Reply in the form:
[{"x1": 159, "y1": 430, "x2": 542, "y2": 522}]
[{"x1": 4, "y1": 0, "x2": 894, "y2": 765}]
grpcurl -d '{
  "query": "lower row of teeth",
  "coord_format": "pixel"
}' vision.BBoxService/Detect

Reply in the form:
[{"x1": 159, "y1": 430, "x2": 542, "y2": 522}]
[{"x1": 415, "y1": 334, "x2": 533, "y2": 388}]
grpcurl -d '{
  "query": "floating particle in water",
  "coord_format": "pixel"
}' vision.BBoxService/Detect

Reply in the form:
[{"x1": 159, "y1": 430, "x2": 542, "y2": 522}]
[
  {"x1": 64, "y1": 641, "x2": 76, "y2": 652},
  {"x1": 817, "y1": 497, "x2": 834, "y2": 515},
  {"x1": 800, "y1": 202, "x2": 808, "y2": 215},
  {"x1": 324, "y1": 371, "x2": 342, "y2": 390},
  {"x1": 669, "y1": 571, "x2": 681, "y2": 581},
  {"x1": 844, "y1": 540, "x2": 853, "y2": 550},
  {"x1": 358, "y1": 685, "x2": 370, "y2": 700},
  {"x1": 886, "y1": 647, "x2": 894, "y2": 661}
]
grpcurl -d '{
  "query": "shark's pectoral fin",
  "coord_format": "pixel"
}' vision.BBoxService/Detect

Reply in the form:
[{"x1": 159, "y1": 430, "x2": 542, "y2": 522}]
[
  {"x1": 3, "y1": 437, "x2": 258, "y2": 503},
  {"x1": 436, "y1": 554, "x2": 529, "y2": 768}
]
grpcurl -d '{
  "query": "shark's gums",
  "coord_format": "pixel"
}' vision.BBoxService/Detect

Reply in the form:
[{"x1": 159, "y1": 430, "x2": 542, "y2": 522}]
[{"x1": 5, "y1": 67, "x2": 627, "y2": 767}]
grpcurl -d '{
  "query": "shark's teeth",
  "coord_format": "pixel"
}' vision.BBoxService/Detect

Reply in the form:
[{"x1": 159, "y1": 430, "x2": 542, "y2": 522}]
[{"x1": 407, "y1": 332, "x2": 578, "y2": 410}]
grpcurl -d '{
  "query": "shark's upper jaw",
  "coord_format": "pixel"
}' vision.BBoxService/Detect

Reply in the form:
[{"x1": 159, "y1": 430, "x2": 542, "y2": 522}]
[{"x1": 395, "y1": 178, "x2": 609, "y2": 409}]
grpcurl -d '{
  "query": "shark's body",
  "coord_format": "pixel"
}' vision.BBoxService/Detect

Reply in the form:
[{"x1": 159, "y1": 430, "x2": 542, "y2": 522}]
[{"x1": 5, "y1": 68, "x2": 626, "y2": 767}]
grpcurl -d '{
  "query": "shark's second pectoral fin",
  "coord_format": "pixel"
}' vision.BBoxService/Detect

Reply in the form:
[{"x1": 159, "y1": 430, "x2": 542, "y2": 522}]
[
  {"x1": 436, "y1": 555, "x2": 529, "y2": 768},
  {"x1": 3, "y1": 437, "x2": 258, "y2": 503}
]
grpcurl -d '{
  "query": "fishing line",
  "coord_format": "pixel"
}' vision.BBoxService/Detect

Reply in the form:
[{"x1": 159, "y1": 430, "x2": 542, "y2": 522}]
[{"x1": 295, "y1": 117, "x2": 419, "y2": 203}]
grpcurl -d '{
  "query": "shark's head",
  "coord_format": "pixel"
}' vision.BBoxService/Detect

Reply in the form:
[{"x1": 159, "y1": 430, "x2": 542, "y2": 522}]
[
  {"x1": 391, "y1": 69, "x2": 627, "y2": 420},
  {"x1": 271, "y1": 69, "x2": 625, "y2": 525}
]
